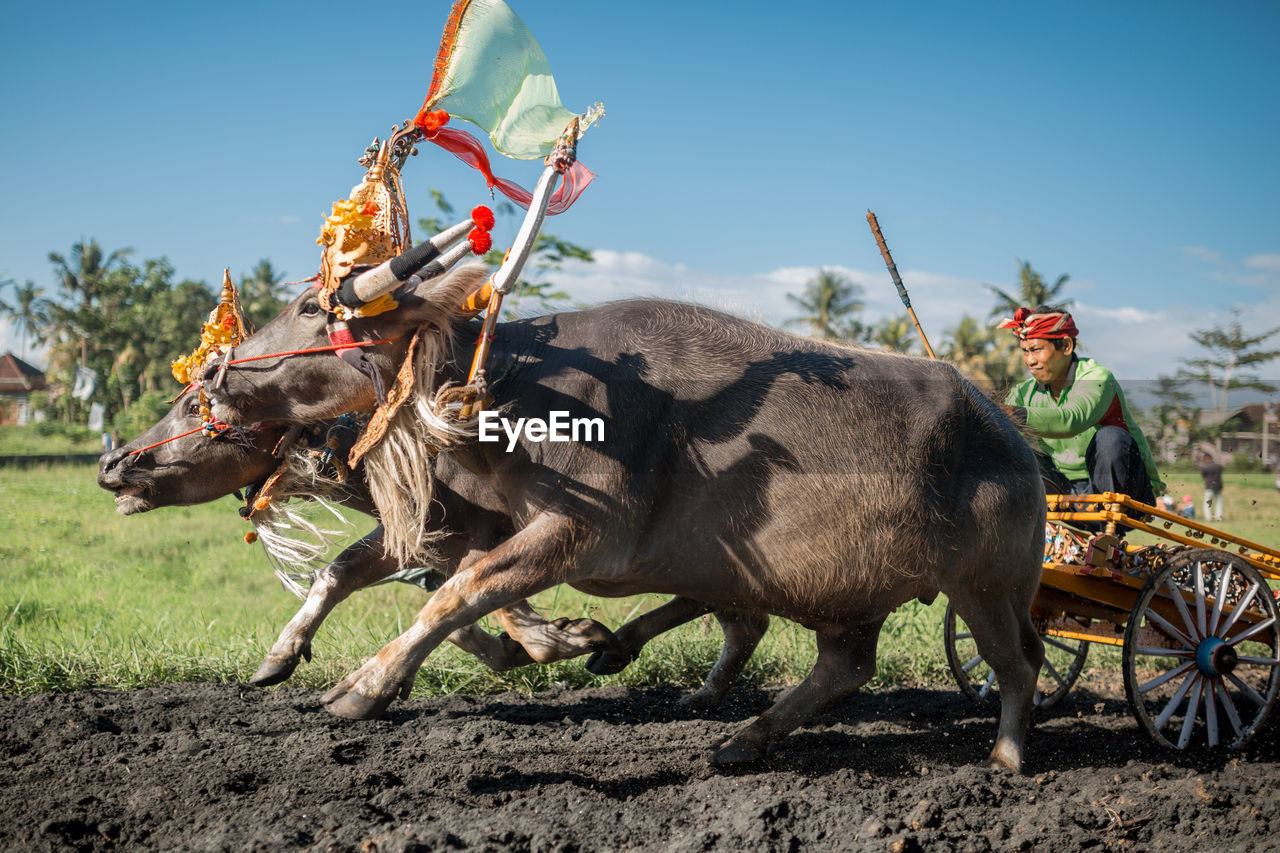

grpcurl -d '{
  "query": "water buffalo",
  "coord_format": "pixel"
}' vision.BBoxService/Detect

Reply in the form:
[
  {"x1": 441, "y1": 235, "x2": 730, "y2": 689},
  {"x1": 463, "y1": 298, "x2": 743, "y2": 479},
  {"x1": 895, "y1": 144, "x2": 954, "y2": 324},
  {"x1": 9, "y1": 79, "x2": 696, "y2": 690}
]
[
  {"x1": 207, "y1": 267, "x2": 1045, "y2": 771},
  {"x1": 98, "y1": 387, "x2": 766, "y2": 705}
]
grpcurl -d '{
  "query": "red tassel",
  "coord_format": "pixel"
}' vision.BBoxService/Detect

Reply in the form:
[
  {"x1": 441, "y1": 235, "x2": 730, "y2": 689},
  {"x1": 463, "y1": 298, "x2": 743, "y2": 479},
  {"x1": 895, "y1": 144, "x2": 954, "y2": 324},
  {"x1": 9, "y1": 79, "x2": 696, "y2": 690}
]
[
  {"x1": 469, "y1": 229, "x2": 493, "y2": 255},
  {"x1": 413, "y1": 109, "x2": 450, "y2": 136},
  {"x1": 471, "y1": 205, "x2": 495, "y2": 231}
]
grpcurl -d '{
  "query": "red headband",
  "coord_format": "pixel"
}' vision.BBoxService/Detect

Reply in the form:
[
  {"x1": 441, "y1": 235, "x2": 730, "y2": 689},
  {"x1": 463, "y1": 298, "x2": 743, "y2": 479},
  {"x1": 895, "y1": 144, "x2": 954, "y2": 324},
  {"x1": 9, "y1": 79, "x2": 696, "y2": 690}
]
[{"x1": 998, "y1": 307, "x2": 1078, "y2": 340}]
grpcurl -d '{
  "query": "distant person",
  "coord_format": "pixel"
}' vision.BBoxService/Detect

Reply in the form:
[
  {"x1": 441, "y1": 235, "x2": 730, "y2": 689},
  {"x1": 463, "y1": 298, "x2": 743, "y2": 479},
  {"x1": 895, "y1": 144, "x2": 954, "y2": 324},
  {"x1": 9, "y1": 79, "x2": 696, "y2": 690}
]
[
  {"x1": 1159, "y1": 494, "x2": 1176, "y2": 514},
  {"x1": 1199, "y1": 452, "x2": 1224, "y2": 522},
  {"x1": 1000, "y1": 306, "x2": 1164, "y2": 505},
  {"x1": 1179, "y1": 494, "x2": 1196, "y2": 520},
  {"x1": 101, "y1": 432, "x2": 114, "y2": 454}
]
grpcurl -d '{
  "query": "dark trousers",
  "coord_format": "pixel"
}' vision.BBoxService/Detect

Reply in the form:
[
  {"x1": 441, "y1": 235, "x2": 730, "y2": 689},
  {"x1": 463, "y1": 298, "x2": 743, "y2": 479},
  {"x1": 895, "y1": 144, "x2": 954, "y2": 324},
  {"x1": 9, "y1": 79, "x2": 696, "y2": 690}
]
[{"x1": 1040, "y1": 426, "x2": 1156, "y2": 505}]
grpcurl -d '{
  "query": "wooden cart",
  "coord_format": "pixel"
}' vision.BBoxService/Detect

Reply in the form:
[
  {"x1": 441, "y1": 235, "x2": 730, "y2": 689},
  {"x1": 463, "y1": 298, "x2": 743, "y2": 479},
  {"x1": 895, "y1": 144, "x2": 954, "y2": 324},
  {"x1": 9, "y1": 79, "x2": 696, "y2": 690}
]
[{"x1": 944, "y1": 493, "x2": 1280, "y2": 750}]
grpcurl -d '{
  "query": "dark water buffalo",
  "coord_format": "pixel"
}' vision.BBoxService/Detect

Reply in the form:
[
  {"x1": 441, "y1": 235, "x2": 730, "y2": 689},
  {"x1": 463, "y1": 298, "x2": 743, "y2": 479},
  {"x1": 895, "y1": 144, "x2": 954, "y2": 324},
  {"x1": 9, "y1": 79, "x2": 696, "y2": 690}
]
[
  {"x1": 97, "y1": 388, "x2": 765, "y2": 705},
  {"x1": 207, "y1": 268, "x2": 1045, "y2": 771}
]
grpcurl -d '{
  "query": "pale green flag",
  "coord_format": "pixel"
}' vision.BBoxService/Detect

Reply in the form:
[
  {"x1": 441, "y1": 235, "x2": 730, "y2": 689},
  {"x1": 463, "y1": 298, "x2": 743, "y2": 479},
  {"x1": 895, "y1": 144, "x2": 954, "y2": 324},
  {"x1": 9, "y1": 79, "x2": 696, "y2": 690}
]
[{"x1": 427, "y1": 0, "x2": 601, "y2": 160}]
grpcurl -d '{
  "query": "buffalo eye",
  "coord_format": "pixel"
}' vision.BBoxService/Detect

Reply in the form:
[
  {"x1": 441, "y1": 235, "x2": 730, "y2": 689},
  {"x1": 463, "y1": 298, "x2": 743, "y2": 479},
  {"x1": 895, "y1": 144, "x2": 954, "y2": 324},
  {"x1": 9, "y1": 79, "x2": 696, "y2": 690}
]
[
  {"x1": 186, "y1": 399, "x2": 201, "y2": 417},
  {"x1": 299, "y1": 300, "x2": 322, "y2": 318}
]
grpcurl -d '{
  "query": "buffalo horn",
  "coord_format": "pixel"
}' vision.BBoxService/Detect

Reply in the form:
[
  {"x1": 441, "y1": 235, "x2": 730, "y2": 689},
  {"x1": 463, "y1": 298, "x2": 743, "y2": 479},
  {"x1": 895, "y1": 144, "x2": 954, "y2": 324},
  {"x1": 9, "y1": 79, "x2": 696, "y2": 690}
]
[
  {"x1": 351, "y1": 218, "x2": 474, "y2": 303},
  {"x1": 411, "y1": 241, "x2": 475, "y2": 285}
]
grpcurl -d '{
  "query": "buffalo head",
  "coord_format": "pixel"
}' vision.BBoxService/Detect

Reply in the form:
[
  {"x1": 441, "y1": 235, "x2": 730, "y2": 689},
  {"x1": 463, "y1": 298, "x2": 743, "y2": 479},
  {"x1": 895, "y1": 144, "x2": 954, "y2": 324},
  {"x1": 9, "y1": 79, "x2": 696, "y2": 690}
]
[
  {"x1": 206, "y1": 264, "x2": 487, "y2": 426},
  {"x1": 97, "y1": 387, "x2": 285, "y2": 514}
]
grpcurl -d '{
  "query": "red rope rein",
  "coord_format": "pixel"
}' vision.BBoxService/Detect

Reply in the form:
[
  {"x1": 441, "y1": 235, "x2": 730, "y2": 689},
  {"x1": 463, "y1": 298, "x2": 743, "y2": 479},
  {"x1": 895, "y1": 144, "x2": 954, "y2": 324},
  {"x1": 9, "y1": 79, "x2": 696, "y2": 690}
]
[
  {"x1": 224, "y1": 336, "x2": 399, "y2": 366},
  {"x1": 128, "y1": 425, "x2": 207, "y2": 456},
  {"x1": 128, "y1": 335, "x2": 399, "y2": 456}
]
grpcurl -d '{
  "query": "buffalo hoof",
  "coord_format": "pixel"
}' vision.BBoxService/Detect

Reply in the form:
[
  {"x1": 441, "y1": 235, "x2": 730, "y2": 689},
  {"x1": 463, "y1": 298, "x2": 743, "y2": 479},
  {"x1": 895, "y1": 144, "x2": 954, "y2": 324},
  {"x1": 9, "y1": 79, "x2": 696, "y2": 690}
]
[
  {"x1": 585, "y1": 647, "x2": 637, "y2": 676},
  {"x1": 987, "y1": 745, "x2": 1024, "y2": 775},
  {"x1": 248, "y1": 656, "x2": 300, "y2": 687},
  {"x1": 552, "y1": 617, "x2": 623, "y2": 653},
  {"x1": 708, "y1": 736, "x2": 768, "y2": 768},
  {"x1": 676, "y1": 689, "x2": 723, "y2": 713},
  {"x1": 323, "y1": 688, "x2": 395, "y2": 721}
]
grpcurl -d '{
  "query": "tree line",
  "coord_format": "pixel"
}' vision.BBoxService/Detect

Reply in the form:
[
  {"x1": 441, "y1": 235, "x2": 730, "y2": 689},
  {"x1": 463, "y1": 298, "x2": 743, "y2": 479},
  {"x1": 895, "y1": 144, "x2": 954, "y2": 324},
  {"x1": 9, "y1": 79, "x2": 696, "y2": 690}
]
[
  {"x1": 786, "y1": 262, "x2": 1280, "y2": 463},
  {"x1": 0, "y1": 194, "x2": 590, "y2": 436},
  {"x1": 4, "y1": 233, "x2": 1276, "y2": 464},
  {"x1": 0, "y1": 242, "x2": 290, "y2": 434}
]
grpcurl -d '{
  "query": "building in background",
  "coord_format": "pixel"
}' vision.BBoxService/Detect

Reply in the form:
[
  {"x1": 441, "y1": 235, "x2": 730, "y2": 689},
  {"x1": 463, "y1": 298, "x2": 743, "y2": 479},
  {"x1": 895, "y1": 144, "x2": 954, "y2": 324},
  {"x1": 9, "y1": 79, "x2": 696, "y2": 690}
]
[
  {"x1": 0, "y1": 352, "x2": 47, "y2": 425},
  {"x1": 1205, "y1": 403, "x2": 1280, "y2": 467}
]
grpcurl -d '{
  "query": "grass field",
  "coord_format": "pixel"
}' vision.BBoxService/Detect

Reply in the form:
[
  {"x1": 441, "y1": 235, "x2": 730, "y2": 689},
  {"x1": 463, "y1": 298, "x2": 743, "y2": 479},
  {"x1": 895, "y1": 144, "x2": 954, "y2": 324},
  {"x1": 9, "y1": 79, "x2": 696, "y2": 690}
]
[
  {"x1": 2, "y1": 462, "x2": 1277, "y2": 699},
  {"x1": 0, "y1": 424, "x2": 102, "y2": 455}
]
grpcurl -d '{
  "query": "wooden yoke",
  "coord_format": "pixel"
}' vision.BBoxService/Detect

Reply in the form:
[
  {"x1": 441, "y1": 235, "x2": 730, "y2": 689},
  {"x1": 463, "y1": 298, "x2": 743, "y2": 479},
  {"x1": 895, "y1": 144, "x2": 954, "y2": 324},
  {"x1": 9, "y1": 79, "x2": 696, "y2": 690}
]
[{"x1": 452, "y1": 118, "x2": 582, "y2": 420}]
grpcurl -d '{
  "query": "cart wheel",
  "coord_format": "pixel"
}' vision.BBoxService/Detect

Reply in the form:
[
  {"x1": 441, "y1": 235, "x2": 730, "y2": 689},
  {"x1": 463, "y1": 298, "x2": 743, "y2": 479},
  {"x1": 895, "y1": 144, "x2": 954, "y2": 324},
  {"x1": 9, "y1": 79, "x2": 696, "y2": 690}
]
[
  {"x1": 944, "y1": 603, "x2": 1089, "y2": 710},
  {"x1": 1123, "y1": 549, "x2": 1280, "y2": 750}
]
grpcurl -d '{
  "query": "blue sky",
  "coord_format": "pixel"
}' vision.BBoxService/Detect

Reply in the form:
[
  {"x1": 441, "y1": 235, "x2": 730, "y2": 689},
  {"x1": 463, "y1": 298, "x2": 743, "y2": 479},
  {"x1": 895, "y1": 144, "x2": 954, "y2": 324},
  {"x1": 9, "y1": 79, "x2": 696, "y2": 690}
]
[{"x1": 2, "y1": 0, "x2": 1278, "y2": 384}]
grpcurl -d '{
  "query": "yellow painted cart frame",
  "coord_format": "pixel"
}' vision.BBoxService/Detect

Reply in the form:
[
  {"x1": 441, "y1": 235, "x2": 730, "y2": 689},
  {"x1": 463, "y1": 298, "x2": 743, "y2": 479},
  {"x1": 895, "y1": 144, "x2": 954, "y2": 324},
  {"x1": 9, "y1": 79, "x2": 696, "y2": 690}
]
[{"x1": 944, "y1": 492, "x2": 1280, "y2": 751}]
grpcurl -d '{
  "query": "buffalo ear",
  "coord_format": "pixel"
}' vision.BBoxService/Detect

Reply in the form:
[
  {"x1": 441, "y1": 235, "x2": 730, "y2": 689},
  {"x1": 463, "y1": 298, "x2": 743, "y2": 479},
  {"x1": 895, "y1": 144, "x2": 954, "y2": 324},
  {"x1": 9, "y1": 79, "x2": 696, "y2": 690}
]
[{"x1": 399, "y1": 262, "x2": 492, "y2": 326}]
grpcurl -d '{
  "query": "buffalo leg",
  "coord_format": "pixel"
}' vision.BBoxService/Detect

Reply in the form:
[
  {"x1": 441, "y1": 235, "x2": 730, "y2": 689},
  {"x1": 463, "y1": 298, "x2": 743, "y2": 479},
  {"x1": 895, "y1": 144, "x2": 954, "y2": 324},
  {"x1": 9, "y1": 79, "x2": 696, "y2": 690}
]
[
  {"x1": 252, "y1": 527, "x2": 573, "y2": 685},
  {"x1": 710, "y1": 619, "x2": 883, "y2": 767},
  {"x1": 679, "y1": 609, "x2": 770, "y2": 710},
  {"x1": 585, "y1": 597, "x2": 714, "y2": 675},
  {"x1": 490, "y1": 600, "x2": 622, "y2": 664},
  {"x1": 586, "y1": 601, "x2": 769, "y2": 706},
  {"x1": 322, "y1": 514, "x2": 574, "y2": 719},
  {"x1": 251, "y1": 529, "x2": 398, "y2": 686},
  {"x1": 946, "y1": 586, "x2": 1042, "y2": 774}
]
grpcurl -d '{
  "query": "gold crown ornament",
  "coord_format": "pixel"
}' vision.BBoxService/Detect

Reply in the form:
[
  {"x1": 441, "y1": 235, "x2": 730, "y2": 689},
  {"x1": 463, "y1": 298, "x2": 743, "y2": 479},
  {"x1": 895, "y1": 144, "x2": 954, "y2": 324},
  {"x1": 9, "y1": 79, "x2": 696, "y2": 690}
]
[
  {"x1": 171, "y1": 269, "x2": 252, "y2": 386},
  {"x1": 316, "y1": 131, "x2": 416, "y2": 316}
]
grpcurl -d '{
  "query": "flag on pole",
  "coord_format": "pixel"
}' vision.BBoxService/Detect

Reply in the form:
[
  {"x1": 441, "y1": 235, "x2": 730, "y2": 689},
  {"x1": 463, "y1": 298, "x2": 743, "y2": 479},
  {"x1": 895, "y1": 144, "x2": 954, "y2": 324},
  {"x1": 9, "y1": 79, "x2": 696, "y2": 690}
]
[
  {"x1": 71, "y1": 366, "x2": 98, "y2": 401},
  {"x1": 421, "y1": 0, "x2": 601, "y2": 160},
  {"x1": 413, "y1": 0, "x2": 602, "y2": 214},
  {"x1": 88, "y1": 402, "x2": 105, "y2": 432}
]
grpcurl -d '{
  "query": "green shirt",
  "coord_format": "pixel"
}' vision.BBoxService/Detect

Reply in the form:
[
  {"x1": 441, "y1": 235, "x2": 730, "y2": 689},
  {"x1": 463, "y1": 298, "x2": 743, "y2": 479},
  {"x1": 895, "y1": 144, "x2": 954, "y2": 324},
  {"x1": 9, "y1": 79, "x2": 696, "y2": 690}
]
[{"x1": 1005, "y1": 356, "x2": 1164, "y2": 493}]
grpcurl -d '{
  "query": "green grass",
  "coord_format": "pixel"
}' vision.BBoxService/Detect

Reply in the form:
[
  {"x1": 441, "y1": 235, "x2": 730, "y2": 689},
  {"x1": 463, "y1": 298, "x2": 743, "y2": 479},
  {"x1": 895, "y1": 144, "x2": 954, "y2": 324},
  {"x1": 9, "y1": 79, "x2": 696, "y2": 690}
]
[
  {"x1": 1133, "y1": 462, "x2": 1280, "y2": 548},
  {"x1": 7, "y1": 463, "x2": 1273, "y2": 699},
  {"x1": 0, "y1": 424, "x2": 101, "y2": 455},
  {"x1": 0, "y1": 463, "x2": 954, "y2": 697}
]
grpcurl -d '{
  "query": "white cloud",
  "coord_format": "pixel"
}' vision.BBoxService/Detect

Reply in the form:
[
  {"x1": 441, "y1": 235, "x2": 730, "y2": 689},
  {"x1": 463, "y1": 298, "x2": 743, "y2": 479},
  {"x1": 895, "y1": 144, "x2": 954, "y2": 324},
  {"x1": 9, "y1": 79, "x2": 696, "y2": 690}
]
[
  {"x1": 1242, "y1": 254, "x2": 1280, "y2": 289},
  {"x1": 1245, "y1": 254, "x2": 1280, "y2": 272},
  {"x1": 1073, "y1": 304, "x2": 1163, "y2": 324},
  {"x1": 548, "y1": 249, "x2": 1280, "y2": 383},
  {"x1": 1183, "y1": 246, "x2": 1280, "y2": 289},
  {"x1": 0, "y1": 319, "x2": 47, "y2": 367},
  {"x1": 1183, "y1": 246, "x2": 1224, "y2": 265}
]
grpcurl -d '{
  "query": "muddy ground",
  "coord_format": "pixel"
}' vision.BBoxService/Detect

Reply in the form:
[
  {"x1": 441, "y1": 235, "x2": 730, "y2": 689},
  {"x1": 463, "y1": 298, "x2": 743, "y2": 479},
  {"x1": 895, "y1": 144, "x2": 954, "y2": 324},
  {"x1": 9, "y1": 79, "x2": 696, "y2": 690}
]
[{"x1": 1, "y1": 677, "x2": 1276, "y2": 852}]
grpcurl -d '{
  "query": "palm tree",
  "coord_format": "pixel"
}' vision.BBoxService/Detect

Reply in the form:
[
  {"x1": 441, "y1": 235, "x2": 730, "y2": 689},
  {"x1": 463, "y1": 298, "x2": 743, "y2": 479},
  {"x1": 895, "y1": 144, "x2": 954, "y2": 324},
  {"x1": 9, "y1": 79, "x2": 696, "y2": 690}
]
[
  {"x1": 239, "y1": 259, "x2": 288, "y2": 329},
  {"x1": 870, "y1": 313, "x2": 917, "y2": 353},
  {"x1": 942, "y1": 314, "x2": 996, "y2": 380},
  {"x1": 4, "y1": 280, "x2": 49, "y2": 359},
  {"x1": 987, "y1": 260, "x2": 1072, "y2": 319},
  {"x1": 48, "y1": 240, "x2": 132, "y2": 308},
  {"x1": 786, "y1": 269, "x2": 867, "y2": 341}
]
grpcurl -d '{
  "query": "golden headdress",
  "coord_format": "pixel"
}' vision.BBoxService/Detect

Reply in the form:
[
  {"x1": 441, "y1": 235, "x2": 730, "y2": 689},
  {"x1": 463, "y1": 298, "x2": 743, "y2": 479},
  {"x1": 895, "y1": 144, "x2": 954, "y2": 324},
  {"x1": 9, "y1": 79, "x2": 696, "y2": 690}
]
[
  {"x1": 316, "y1": 134, "x2": 415, "y2": 316},
  {"x1": 171, "y1": 269, "x2": 252, "y2": 386}
]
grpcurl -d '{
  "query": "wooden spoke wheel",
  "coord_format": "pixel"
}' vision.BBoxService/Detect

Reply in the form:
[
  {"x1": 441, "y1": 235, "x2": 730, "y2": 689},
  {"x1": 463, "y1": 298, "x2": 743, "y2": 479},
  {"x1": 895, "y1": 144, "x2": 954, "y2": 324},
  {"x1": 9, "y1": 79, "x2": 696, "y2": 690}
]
[
  {"x1": 1123, "y1": 549, "x2": 1280, "y2": 750},
  {"x1": 944, "y1": 603, "x2": 1089, "y2": 710}
]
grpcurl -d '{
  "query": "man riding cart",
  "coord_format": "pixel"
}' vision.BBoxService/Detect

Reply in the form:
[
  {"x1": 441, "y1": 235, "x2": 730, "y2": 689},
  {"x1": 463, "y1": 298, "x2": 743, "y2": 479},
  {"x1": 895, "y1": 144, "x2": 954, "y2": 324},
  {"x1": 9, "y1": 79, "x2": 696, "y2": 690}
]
[{"x1": 1001, "y1": 306, "x2": 1164, "y2": 508}]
